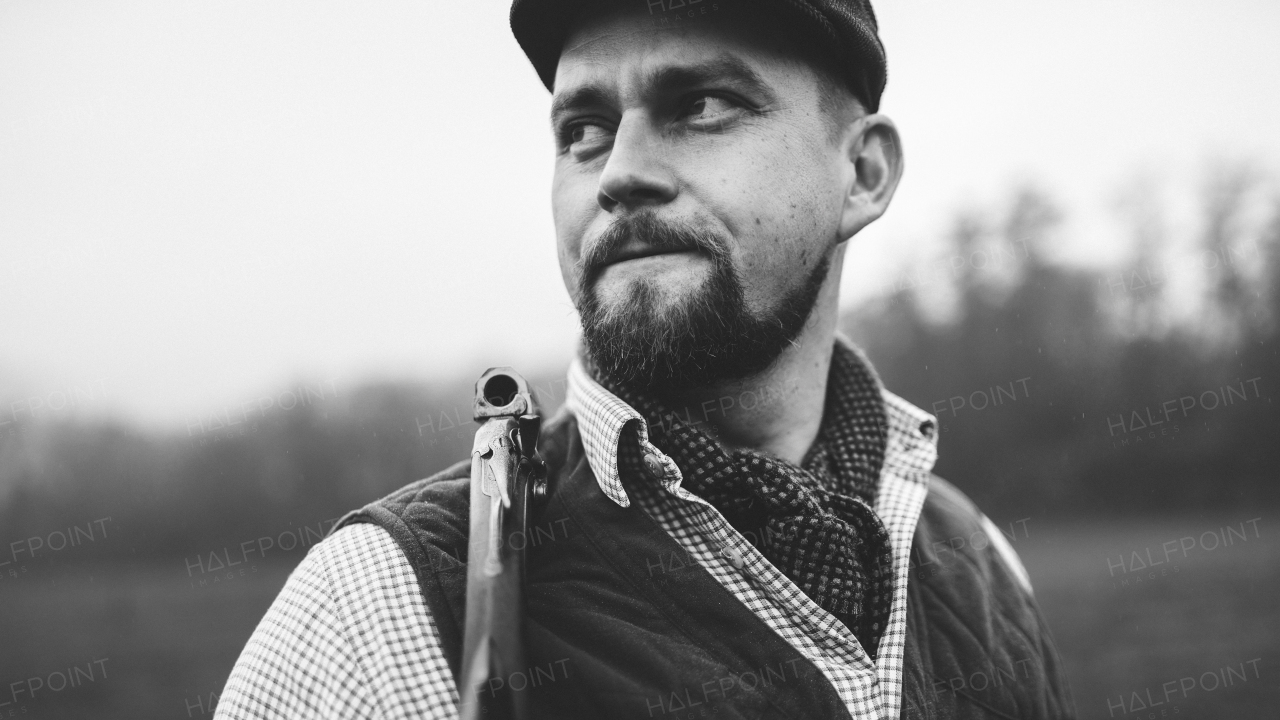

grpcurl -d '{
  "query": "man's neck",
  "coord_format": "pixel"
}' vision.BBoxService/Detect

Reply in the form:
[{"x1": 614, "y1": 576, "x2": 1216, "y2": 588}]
[{"x1": 653, "y1": 249, "x2": 846, "y2": 465}]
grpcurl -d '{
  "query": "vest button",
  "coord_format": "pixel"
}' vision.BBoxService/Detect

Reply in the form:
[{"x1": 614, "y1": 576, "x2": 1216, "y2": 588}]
[{"x1": 643, "y1": 453, "x2": 665, "y2": 479}]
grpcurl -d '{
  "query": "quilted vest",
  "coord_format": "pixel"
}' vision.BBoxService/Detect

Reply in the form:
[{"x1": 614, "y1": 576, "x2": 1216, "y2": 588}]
[{"x1": 335, "y1": 413, "x2": 1075, "y2": 719}]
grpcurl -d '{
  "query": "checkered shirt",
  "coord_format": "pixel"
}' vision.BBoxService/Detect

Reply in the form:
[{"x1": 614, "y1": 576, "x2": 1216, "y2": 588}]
[{"x1": 216, "y1": 337, "x2": 959, "y2": 720}]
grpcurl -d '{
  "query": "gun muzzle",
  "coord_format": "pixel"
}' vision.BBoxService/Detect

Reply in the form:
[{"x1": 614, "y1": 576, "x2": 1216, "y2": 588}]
[{"x1": 459, "y1": 367, "x2": 542, "y2": 720}]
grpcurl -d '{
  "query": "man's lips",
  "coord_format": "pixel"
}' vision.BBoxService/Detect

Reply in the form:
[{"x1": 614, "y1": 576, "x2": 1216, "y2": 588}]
[{"x1": 602, "y1": 244, "x2": 700, "y2": 267}]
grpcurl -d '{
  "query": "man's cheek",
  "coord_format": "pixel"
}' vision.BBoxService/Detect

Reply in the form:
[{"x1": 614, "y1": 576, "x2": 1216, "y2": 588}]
[
  {"x1": 554, "y1": 223, "x2": 597, "y2": 292},
  {"x1": 551, "y1": 173, "x2": 597, "y2": 243}
]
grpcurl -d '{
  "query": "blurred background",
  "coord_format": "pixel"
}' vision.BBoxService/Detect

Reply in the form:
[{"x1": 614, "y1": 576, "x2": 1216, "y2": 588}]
[{"x1": 2, "y1": 0, "x2": 1279, "y2": 717}]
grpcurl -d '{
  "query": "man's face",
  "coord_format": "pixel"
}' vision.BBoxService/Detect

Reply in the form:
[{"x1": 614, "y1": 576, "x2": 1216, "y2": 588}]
[{"x1": 551, "y1": 6, "x2": 852, "y2": 390}]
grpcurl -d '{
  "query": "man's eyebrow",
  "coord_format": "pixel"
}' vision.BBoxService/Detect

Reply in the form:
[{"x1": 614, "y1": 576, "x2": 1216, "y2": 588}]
[
  {"x1": 642, "y1": 56, "x2": 772, "y2": 100},
  {"x1": 550, "y1": 55, "x2": 773, "y2": 123},
  {"x1": 551, "y1": 85, "x2": 613, "y2": 125}
]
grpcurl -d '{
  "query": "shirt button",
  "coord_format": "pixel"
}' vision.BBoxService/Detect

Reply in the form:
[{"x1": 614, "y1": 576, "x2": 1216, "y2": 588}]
[{"x1": 643, "y1": 453, "x2": 665, "y2": 479}]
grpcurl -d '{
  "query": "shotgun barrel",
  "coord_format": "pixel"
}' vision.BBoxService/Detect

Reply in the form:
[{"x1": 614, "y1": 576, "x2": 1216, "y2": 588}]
[{"x1": 458, "y1": 367, "x2": 545, "y2": 720}]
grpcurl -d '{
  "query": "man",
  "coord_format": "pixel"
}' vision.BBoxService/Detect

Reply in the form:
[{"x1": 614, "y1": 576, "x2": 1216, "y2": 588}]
[{"x1": 218, "y1": 0, "x2": 1075, "y2": 717}]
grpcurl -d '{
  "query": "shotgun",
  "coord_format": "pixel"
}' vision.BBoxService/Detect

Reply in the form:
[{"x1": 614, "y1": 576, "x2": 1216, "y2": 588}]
[{"x1": 458, "y1": 367, "x2": 547, "y2": 720}]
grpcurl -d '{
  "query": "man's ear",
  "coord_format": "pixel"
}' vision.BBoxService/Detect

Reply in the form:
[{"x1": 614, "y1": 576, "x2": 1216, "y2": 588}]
[{"x1": 836, "y1": 114, "x2": 903, "y2": 241}]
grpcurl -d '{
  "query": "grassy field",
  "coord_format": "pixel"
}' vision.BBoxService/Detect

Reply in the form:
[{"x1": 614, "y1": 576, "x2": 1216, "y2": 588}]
[
  {"x1": 1, "y1": 559, "x2": 291, "y2": 719},
  {"x1": 2, "y1": 518, "x2": 1276, "y2": 719},
  {"x1": 1018, "y1": 516, "x2": 1280, "y2": 719}
]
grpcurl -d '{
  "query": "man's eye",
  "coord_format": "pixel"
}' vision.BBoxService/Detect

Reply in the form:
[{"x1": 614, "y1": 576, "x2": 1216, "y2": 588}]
[
  {"x1": 680, "y1": 95, "x2": 736, "y2": 121},
  {"x1": 565, "y1": 123, "x2": 610, "y2": 150}
]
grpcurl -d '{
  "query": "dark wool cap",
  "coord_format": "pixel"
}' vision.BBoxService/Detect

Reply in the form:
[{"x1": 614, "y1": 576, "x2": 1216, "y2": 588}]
[{"x1": 510, "y1": 0, "x2": 887, "y2": 112}]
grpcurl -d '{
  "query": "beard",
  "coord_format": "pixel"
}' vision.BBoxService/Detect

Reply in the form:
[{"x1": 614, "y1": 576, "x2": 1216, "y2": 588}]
[{"x1": 576, "y1": 211, "x2": 831, "y2": 393}]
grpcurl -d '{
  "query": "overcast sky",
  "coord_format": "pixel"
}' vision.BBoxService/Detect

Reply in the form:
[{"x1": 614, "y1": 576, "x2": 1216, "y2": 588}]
[{"x1": 2, "y1": 0, "x2": 1278, "y2": 428}]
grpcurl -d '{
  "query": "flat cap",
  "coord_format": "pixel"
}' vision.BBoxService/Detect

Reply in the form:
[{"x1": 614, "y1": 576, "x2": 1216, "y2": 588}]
[{"x1": 510, "y1": 0, "x2": 887, "y2": 112}]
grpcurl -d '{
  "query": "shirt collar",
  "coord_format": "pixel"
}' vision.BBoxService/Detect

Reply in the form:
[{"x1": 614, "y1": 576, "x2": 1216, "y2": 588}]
[{"x1": 564, "y1": 334, "x2": 938, "y2": 508}]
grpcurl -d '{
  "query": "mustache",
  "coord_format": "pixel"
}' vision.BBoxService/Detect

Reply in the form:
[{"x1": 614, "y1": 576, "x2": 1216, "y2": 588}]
[{"x1": 578, "y1": 213, "x2": 730, "y2": 280}]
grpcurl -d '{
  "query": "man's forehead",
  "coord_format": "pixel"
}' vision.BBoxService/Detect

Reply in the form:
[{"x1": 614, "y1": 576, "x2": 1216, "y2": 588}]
[
  {"x1": 551, "y1": 53, "x2": 774, "y2": 124},
  {"x1": 554, "y1": 9, "x2": 791, "y2": 97}
]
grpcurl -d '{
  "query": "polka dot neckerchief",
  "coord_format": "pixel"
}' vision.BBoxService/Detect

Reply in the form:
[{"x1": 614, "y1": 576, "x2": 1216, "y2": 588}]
[{"x1": 591, "y1": 342, "x2": 895, "y2": 658}]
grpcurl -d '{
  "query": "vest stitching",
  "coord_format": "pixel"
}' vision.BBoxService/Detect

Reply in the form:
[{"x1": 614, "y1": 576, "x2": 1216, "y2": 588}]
[{"x1": 554, "y1": 452, "x2": 852, "y2": 720}]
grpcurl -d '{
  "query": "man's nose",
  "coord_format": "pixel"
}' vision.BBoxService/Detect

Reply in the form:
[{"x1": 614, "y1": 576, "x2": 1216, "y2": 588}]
[{"x1": 597, "y1": 115, "x2": 678, "y2": 212}]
